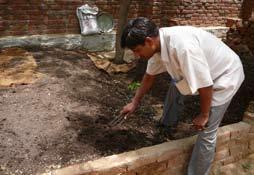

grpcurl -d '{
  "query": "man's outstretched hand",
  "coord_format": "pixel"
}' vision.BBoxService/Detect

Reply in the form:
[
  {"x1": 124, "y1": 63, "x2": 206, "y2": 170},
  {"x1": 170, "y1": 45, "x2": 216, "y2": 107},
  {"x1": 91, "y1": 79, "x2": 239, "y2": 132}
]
[{"x1": 120, "y1": 101, "x2": 139, "y2": 117}]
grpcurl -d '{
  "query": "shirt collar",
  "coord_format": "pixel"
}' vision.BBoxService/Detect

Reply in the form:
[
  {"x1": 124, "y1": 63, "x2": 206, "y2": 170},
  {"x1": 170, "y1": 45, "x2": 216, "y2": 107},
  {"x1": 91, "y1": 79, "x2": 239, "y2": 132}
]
[{"x1": 159, "y1": 28, "x2": 169, "y2": 62}]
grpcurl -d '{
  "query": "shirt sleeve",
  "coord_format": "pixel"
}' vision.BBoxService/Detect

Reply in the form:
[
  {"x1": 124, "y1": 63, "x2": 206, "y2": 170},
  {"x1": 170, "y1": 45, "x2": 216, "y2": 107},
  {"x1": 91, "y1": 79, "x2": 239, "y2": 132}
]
[
  {"x1": 177, "y1": 45, "x2": 214, "y2": 94},
  {"x1": 146, "y1": 54, "x2": 167, "y2": 75}
]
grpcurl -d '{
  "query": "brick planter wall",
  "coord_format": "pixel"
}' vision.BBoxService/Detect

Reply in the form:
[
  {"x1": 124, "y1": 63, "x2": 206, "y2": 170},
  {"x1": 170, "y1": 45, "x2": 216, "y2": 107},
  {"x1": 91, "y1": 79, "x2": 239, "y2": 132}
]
[
  {"x1": 0, "y1": 0, "x2": 243, "y2": 37},
  {"x1": 42, "y1": 115, "x2": 254, "y2": 175}
]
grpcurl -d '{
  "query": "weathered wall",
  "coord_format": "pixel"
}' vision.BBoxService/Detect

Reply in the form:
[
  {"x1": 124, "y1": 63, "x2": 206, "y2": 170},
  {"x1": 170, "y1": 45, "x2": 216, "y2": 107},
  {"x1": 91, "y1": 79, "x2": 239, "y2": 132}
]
[
  {"x1": 0, "y1": 33, "x2": 116, "y2": 51},
  {"x1": 0, "y1": 0, "x2": 243, "y2": 37},
  {"x1": 42, "y1": 112, "x2": 254, "y2": 175}
]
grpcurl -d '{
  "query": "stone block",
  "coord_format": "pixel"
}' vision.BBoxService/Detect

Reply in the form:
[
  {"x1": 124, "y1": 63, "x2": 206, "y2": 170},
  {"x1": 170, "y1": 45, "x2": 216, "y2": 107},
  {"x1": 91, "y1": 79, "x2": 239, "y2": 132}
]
[
  {"x1": 230, "y1": 122, "x2": 251, "y2": 139},
  {"x1": 234, "y1": 137, "x2": 249, "y2": 146},
  {"x1": 231, "y1": 129, "x2": 248, "y2": 140},
  {"x1": 249, "y1": 138, "x2": 254, "y2": 152},
  {"x1": 215, "y1": 148, "x2": 230, "y2": 161},
  {"x1": 217, "y1": 127, "x2": 231, "y2": 145},
  {"x1": 156, "y1": 161, "x2": 168, "y2": 172},
  {"x1": 124, "y1": 141, "x2": 184, "y2": 170},
  {"x1": 134, "y1": 162, "x2": 168, "y2": 175},
  {"x1": 216, "y1": 142, "x2": 229, "y2": 152},
  {"x1": 250, "y1": 126, "x2": 254, "y2": 133},
  {"x1": 157, "y1": 148, "x2": 185, "y2": 163},
  {"x1": 232, "y1": 152, "x2": 244, "y2": 162},
  {"x1": 229, "y1": 144, "x2": 248, "y2": 157},
  {"x1": 155, "y1": 139, "x2": 188, "y2": 163},
  {"x1": 161, "y1": 163, "x2": 187, "y2": 175},
  {"x1": 216, "y1": 122, "x2": 251, "y2": 145},
  {"x1": 180, "y1": 135, "x2": 197, "y2": 153},
  {"x1": 210, "y1": 162, "x2": 223, "y2": 175},
  {"x1": 220, "y1": 156, "x2": 235, "y2": 166},
  {"x1": 219, "y1": 163, "x2": 239, "y2": 175},
  {"x1": 167, "y1": 153, "x2": 189, "y2": 168}
]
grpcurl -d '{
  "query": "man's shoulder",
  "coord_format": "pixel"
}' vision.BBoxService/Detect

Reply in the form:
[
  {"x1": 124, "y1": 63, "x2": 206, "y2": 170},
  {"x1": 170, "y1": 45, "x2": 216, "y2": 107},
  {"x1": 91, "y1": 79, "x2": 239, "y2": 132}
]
[
  {"x1": 160, "y1": 26, "x2": 204, "y2": 48},
  {"x1": 160, "y1": 26, "x2": 199, "y2": 32},
  {"x1": 159, "y1": 27, "x2": 190, "y2": 48}
]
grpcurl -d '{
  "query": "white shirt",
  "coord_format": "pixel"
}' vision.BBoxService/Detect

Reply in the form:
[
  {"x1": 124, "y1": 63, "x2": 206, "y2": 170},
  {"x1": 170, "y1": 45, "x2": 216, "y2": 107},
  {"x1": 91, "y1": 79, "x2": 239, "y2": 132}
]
[{"x1": 146, "y1": 26, "x2": 244, "y2": 106}]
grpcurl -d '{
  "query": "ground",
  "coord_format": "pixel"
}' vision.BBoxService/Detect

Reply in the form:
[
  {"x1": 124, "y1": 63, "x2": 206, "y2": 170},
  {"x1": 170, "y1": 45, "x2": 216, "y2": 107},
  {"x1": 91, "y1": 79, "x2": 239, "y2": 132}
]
[{"x1": 0, "y1": 48, "x2": 253, "y2": 175}]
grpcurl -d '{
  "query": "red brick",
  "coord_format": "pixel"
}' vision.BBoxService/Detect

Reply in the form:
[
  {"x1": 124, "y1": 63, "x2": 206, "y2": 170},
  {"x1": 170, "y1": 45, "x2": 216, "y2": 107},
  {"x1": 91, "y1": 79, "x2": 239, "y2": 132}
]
[
  {"x1": 11, "y1": 10, "x2": 27, "y2": 15},
  {"x1": 8, "y1": 4, "x2": 31, "y2": 10},
  {"x1": 10, "y1": 0, "x2": 29, "y2": 4},
  {"x1": 66, "y1": 28, "x2": 80, "y2": 34},
  {"x1": 9, "y1": 30, "x2": 27, "y2": 36},
  {"x1": 29, "y1": 15, "x2": 44, "y2": 20},
  {"x1": 29, "y1": 20, "x2": 45, "y2": 25},
  {"x1": 45, "y1": 29, "x2": 66, "y2": 34},
  {"x1": 0, "y1": 0, "x2": 8, "y2": 4},
  {"x1": 26, "y1": 10, "x2": 42, "y2": 15},
  {"x1": 28, "y1": 25, "x2": 47, "y2": 31},
  {"x1": 14, "y1": 15, "x2": 29, "y2": 20}
]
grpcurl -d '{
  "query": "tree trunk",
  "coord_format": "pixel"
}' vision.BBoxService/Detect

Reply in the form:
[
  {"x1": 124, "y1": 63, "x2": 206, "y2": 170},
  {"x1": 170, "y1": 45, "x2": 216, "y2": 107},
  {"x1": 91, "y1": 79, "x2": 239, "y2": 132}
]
[{"x1": 114, "y1": 0, "x2": 131, "y2": 64}]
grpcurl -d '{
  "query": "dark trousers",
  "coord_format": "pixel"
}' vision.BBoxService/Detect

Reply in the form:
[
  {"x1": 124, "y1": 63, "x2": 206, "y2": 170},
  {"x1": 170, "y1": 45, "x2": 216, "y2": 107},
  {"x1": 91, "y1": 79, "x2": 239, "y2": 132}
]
[{"x1": 160, "y1": 82, "x2": 185, "y2": 128}]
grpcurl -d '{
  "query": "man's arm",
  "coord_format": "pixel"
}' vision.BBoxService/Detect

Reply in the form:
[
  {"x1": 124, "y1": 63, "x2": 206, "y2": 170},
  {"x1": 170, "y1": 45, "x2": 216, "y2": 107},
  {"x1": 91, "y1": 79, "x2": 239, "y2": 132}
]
[
  {"x1": 193, "y1": 85, "x2": 213, "y2": 130},
  {"x1": 132, "y1": 73, "x2": 156, "y2": 105},
  {"x1": 199, "y1": 85, "x2": 213, "y2": 115},
  {"x1": 121, "y1": 73, "x2": 156, "y2": 115}
]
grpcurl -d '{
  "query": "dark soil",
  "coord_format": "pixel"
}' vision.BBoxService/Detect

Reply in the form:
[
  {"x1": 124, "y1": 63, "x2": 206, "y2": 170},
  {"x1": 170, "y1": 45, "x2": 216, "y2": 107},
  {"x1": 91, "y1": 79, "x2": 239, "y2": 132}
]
[{"x1": 0, "y1": 48, "x2": 253, "y2": 175}]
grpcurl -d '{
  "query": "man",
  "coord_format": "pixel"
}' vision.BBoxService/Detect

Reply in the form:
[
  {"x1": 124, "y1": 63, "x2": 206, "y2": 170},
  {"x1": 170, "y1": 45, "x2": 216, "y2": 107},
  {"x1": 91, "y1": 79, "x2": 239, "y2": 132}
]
[{"x1": 120, "y1": 17, "x2": 244, "y2": 175}]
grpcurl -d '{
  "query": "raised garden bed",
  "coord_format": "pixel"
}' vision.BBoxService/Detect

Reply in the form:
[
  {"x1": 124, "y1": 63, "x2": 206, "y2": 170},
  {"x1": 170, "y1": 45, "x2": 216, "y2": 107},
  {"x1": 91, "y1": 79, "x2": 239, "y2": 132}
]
[{"x1": 0, "y1": 47, "x2": 253, "y2": 175}]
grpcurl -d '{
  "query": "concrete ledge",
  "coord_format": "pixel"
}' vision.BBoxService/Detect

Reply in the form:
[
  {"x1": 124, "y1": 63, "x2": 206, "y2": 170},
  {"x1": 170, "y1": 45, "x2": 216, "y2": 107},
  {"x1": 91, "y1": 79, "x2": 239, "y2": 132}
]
[
  {"x1": 202, "y1": 26, "x2": 230, "y2": 39},
  {"x1": 0, "y1": 27, "x2": 229, "y2": 52},
  {"x1": 42, "y1": 121, "x2": 253, "y2": 175},
  {"x1": 0, "y1": 33, "x2": 115, "y2": 52}
]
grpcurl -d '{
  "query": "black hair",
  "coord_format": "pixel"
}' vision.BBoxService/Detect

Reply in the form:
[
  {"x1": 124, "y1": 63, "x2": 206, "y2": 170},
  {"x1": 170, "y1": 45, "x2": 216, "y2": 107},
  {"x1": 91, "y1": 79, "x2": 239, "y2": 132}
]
[{"x1": 121, "y1": 17, "x2": 159, "y2": 49}]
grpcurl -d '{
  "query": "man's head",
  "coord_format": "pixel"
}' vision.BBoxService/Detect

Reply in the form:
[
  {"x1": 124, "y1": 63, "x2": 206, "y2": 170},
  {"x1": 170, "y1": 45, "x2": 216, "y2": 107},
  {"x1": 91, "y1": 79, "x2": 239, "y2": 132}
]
[{"x1": 121, "y1": 17, "x2": 160, "y2": 60}]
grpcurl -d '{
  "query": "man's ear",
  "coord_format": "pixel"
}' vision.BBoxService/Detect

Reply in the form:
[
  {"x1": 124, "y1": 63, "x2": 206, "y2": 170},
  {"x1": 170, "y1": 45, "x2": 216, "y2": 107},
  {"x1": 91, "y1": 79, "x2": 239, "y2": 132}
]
[
  {"x1": 145, "y1": 37, "x2": 156, "y2": 48},
  {"x1": 145, "y1": 37, "x2": 153, "y2": 45}
]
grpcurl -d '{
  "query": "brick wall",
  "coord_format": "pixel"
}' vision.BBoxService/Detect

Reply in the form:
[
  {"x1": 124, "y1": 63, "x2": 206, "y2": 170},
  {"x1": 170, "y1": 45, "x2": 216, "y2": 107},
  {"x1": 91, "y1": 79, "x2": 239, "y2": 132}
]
[{"x1": 0, "y1": 0, "x2": 243, "y2": 37}]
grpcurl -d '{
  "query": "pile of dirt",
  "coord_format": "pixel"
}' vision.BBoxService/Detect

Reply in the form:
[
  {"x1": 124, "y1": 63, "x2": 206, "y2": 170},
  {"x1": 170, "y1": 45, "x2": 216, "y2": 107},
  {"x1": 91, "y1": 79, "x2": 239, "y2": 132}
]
[{"x1": 0, "y1": 48, "x2": 252, "y2": 175}]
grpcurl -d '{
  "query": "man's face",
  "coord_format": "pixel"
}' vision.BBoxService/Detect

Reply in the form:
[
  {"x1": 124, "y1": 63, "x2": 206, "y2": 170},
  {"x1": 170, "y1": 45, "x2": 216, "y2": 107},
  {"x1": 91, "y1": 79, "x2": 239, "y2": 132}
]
[{"x1": 131, "y1": 37, "x2": 157, "y2": 60}]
